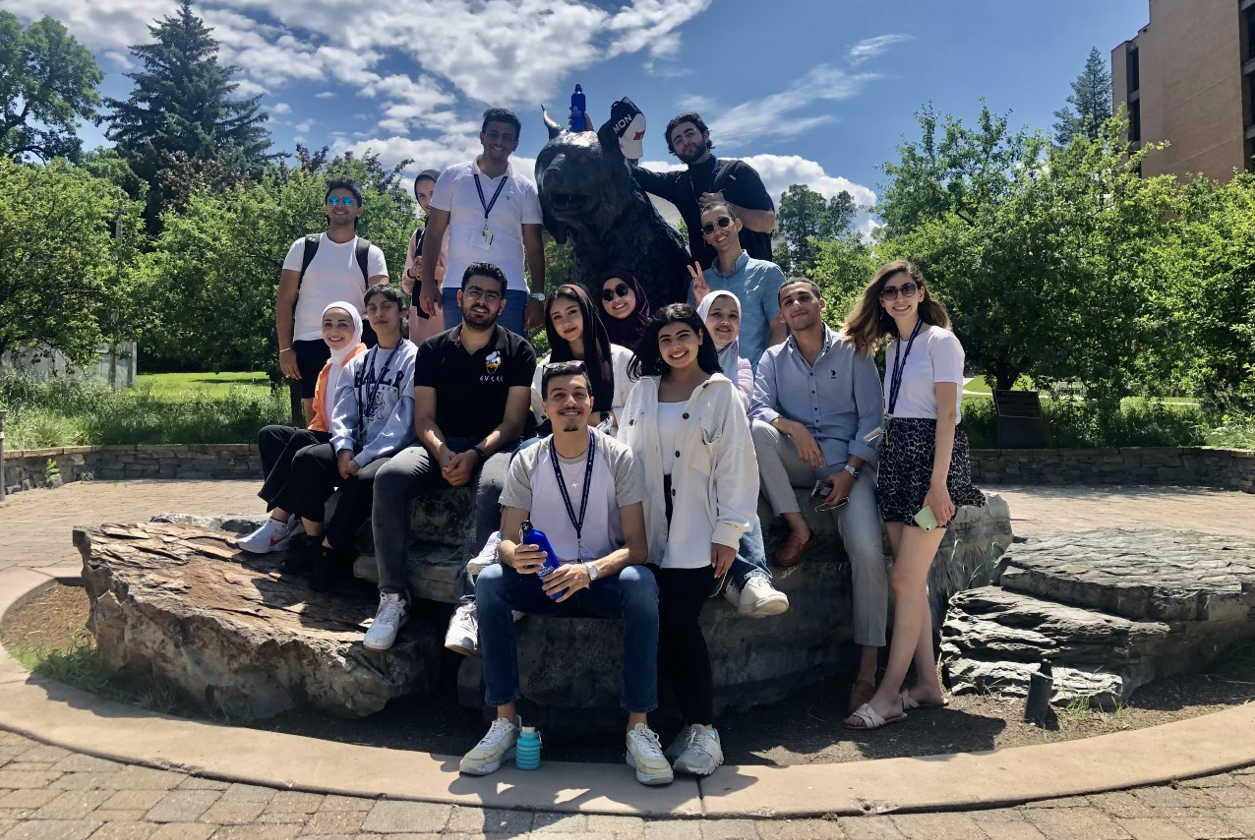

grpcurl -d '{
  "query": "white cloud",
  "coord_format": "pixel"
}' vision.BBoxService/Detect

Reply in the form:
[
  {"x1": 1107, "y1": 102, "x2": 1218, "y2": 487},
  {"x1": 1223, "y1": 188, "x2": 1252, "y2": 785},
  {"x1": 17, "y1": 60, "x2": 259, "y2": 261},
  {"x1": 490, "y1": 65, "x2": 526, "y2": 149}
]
[
  {"x1": 315, "y1": 91, "x2": 335, "y2": 99},
  {"x1": 708, "y1": 64, "x2": 879, "y2": 149},
  {"x1": 233, "y1": 79, "x2": 270, "y2": 98},
  {"x1": 847, "y1": 33, "x2": 913, "y2": 67},
  {"x1": 103, "y1": 50, "x2": 133, "y2": 70},
  {"x1": 271, "y1": 102, "x2": 292, "y2": 114},
  {"x1": 741, "y1": 154, "x2": 877, "y2": 209}
]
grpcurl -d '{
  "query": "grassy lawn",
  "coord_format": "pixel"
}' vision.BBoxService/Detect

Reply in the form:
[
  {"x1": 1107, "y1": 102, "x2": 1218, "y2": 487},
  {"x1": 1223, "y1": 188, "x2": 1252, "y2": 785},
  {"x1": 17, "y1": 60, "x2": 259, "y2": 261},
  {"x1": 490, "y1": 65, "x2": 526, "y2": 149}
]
[{"x1": 136, "y1": 371, "x2": 273, "y2": 398}]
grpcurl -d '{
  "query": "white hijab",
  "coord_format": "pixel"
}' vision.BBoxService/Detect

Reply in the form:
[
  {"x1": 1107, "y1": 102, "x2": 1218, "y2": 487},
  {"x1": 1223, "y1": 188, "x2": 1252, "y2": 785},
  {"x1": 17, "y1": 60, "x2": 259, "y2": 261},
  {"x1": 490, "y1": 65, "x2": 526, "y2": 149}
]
[
  {"x1": 696, "y1": 290, "x2": 743, "y2": 380},
  {"x1": 321, "y1": 301, "x2": 364, "y2": 425}
]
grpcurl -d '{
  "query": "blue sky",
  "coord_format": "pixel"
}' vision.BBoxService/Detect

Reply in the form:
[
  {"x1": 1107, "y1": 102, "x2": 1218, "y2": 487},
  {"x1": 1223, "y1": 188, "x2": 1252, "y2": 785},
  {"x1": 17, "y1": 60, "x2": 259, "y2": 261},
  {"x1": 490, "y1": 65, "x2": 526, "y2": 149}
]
[{"x1": 6, "y1": 0, "x2": 1148, "y2": 224}]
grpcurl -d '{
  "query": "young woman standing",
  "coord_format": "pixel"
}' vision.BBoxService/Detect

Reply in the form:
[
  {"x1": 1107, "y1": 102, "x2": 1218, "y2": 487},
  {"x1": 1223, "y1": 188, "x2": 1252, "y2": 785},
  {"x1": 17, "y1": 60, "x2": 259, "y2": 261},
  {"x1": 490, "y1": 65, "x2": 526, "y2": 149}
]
[
  {"x1": 597, "y1": 269, "x2": 652, "y2": 352},
  {"x1": 239, "y1": 302, "x2": 367, "y2": 554},
  {"x1": 619, "y1": 304, "x2": 759, "y2": 774},
  {"x1": 841, "y1": 261, "x2": 985, "y2": 730},
  {"x1": 532, "y1": 284, "x2": 633, "y2": 432}
]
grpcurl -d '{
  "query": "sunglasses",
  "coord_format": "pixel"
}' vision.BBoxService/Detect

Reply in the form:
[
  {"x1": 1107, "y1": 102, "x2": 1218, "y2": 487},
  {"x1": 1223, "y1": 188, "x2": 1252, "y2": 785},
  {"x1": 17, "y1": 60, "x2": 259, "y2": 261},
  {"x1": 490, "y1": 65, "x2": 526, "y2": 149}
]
[
  {"x1": 543, "y1": 360, "x2": 586, "y2": 371},
  {"x1": 326, "y1": 196, "x2": 358, "y2": 207},
  {"x1": 601, "y1": 284, "x2": 632, "y2": 302},
  {"x1": 879, "y1": 282, "x2": 920, "y2": 301},
  {"x1": 701, "y1": 216, "x2": 733, "y2": 236}
]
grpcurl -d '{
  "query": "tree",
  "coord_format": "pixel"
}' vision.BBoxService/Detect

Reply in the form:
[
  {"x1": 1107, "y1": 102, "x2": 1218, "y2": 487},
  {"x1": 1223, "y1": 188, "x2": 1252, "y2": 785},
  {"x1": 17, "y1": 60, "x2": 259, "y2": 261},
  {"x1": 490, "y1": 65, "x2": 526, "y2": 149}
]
[
  {"x1": 0, "y1": 158, "x2": 144, "y2": 364},
  {"x1": 776, "y1": 184, "x2": 858, "y2": 273},
  {"x1": 105, "y1": 1, "x2": 270, "y2": 226},
  {"x1": 136, "y1": 149, "x2": 416, "y2": 375},
  {"x1": 0, "y1": 13, "x2": 102, "y2": 161},
  {"x1": 1053, "y1": 47, "x2": 1113, "y2": 147}
]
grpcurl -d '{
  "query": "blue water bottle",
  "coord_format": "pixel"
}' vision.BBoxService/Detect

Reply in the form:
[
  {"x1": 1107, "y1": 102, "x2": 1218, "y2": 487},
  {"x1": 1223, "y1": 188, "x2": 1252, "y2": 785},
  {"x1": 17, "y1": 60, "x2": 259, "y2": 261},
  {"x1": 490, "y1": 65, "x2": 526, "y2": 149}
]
[
  {"x1": 569, "y1": 84, "x2": 586, "y2": 132},
  {"x1": 522, "y1": 520, "x2": 564, "y2": 600},
  {"x1": 515, "y1": 726, "x2": 542, "y2": 770}
]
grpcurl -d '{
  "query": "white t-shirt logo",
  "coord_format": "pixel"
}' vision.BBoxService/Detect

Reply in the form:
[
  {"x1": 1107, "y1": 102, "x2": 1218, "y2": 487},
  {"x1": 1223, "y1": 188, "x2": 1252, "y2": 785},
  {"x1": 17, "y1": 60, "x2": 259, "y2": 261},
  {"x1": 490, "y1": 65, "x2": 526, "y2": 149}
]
[{"x1": 485, "y1": 351, "x2": 502, "y2": 375}]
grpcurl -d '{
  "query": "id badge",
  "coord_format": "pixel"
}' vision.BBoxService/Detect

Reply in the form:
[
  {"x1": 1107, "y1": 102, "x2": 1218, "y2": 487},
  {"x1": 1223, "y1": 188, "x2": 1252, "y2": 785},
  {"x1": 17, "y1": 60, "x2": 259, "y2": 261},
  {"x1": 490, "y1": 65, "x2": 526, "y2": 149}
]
[{"x1": 470, "y1": 226, "x2": 494, "y2": 250}]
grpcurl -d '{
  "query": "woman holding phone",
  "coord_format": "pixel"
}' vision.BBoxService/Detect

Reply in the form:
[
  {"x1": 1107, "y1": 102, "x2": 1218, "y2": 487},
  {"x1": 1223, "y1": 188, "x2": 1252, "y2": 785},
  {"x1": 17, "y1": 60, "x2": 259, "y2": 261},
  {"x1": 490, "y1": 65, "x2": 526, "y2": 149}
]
[
  {"x1": 840, "y1": 260, "x2": 984, "y2": 730},
  {"x1": 619, "y1": 304, "x2": 759, "y2": 774}
]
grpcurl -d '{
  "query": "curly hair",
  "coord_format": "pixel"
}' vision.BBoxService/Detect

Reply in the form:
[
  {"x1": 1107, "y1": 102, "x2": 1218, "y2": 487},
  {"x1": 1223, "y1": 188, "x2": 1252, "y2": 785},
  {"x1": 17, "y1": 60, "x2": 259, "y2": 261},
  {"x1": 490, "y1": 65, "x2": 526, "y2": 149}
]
[{"x1": 664, "y1": 112, "x2": 714, "y2": 156}]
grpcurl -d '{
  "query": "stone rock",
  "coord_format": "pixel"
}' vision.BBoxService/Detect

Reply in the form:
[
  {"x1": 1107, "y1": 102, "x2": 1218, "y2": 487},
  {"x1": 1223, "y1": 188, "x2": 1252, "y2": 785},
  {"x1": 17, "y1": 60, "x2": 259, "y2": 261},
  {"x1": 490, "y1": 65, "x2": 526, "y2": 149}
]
[
  {"x1": 941, "y1": 530, "x2": 1255, "y2": 707},
  {"x1": 75, "y1": 522, "x2": 441, "y2": 720}
]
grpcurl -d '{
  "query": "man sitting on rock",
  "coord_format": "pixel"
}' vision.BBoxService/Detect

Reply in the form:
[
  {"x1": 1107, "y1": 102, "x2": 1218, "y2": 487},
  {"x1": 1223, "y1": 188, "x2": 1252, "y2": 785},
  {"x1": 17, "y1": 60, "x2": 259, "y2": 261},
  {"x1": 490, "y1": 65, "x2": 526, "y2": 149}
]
[
  {"x1": 364, "y1": 262, "x2": 536, "y2": 654},
  {"x1": 750, "y1": 277, "x2": 889, "y2": 715},
  {"x1": 460, "y1": 362, "x2": 672, "y2": 785}
]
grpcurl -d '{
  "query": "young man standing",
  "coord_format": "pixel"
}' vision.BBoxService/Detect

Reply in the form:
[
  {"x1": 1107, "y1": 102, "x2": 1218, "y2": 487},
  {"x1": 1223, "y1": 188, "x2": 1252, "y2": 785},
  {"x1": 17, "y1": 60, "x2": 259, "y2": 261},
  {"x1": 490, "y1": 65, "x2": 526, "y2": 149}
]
[
  {"x1": 364, "y1": 262, "x2": 536, "y2": 653},
  {"x1": 462, "y1": 362, "x2": 672, "y2": 786},
  {"x1": 630, "y1": 112, "x2": 776, "y2": 270},
  {"x1": 417, "y1": 108, "x2": 546, "y2": 336},
  {"x1": 277, "y1": 179, "x2": 389, "y2": 422},
  {"x1": 750, "y1": 278, "x2": 889, "y2": 715}
]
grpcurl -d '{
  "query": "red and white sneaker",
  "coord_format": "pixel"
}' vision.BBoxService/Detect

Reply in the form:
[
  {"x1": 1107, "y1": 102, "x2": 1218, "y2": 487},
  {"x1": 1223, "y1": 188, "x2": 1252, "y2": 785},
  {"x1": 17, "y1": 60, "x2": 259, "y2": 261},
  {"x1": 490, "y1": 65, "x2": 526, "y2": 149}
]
[{"x1": 237, "y1": 517, "x2": 297, "y2": 554}]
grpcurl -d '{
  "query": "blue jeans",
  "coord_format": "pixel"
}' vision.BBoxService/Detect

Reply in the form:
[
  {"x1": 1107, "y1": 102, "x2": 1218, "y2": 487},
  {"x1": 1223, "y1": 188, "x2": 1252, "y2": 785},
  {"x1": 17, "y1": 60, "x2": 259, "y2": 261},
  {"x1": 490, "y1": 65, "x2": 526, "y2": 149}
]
[
  {"x1": 442, "y1": 287, "x2": 529, "y2": 337},
  {"x1": 730, "y1": 516, "x2": 772, "y2": 590},
  {"x1": 476, "y1": 562, "x2": 659, "y2": 713}
]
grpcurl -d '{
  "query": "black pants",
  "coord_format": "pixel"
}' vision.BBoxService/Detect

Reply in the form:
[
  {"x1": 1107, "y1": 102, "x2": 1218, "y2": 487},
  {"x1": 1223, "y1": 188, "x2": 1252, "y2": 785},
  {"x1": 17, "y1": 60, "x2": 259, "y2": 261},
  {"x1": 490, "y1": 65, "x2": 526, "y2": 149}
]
[
  {"x1": 656, "y1": 565, "x2": 716, "y2": 726},
  {"x1": 257, "y1": 425, "x2": 333, "y2": 508},
  {"x1": 268, "y1": 443, "x2": 385, "y2": 551}
]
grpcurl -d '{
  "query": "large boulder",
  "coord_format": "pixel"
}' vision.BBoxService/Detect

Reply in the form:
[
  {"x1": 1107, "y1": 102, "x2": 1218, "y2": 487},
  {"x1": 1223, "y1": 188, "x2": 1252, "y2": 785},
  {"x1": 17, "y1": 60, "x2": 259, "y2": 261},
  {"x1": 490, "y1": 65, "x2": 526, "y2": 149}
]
[
  {"x1": 941, "y1": 529, "x2": 1255, "y2": 708},
  {"x1": 75, "y1": 521, "x2": 441, "y2": 720}
]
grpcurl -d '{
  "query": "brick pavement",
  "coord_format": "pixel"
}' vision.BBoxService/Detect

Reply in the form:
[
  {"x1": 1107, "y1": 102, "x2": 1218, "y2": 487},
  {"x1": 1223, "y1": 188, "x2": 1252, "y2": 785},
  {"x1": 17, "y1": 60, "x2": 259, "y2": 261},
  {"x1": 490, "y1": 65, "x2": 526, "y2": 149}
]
[{"x1": 2, "y1": 480, "x2": 1255, "y2": 838}]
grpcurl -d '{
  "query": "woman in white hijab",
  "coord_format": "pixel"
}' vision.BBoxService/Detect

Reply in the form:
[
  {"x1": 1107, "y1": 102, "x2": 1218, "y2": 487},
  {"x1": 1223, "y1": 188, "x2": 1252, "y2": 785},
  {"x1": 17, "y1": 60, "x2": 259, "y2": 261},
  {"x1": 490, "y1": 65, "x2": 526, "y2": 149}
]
[
  {"x1": 239, "y1": 301, "x2": 366, "y2": 553},
  {"x1": 696, "y1": 290, "x2": 754, "y2": 410}
]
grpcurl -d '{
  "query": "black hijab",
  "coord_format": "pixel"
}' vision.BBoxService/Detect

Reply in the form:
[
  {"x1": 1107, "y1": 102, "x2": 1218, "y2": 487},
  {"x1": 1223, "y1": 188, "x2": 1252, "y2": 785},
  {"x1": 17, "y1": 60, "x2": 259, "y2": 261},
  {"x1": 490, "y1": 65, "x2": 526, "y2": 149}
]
[{"x1": 596, "y1": 268, "x2": 651, "y2": 351}]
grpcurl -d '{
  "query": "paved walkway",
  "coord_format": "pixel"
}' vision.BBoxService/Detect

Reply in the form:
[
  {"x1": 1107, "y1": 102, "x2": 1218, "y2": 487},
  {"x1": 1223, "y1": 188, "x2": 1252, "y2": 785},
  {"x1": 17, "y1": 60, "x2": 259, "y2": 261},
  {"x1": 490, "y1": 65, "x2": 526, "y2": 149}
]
[{"x1": 2, "y1": 479, "x2": 1254, "y2": 838}]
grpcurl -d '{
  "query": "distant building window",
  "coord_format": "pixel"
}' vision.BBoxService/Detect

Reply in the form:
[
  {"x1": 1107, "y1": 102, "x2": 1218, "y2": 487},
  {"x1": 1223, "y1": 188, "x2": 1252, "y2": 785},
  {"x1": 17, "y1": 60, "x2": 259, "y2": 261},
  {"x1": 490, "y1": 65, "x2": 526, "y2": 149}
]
[
  {"x1": 1128, "y1": 47, "x2": 1141, "y2": 93},
  {"x1": 1130, "y1": 99, "x2": 1142, "y2": 143},
  {"x1": 1246, "y1": 6, "x2": 1255, "y2": 62}
]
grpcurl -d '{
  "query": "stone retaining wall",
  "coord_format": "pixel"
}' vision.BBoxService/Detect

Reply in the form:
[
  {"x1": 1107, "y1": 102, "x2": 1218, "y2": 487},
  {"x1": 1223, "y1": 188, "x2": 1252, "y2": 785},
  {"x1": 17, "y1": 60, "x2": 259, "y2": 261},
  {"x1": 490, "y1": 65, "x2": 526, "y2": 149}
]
[
  {"x1": 3, "y1": 445, "x2": 261, "y2": 494},
  {"x1": 3, "y1": 443, "x2": 1252, "y2": 497}
]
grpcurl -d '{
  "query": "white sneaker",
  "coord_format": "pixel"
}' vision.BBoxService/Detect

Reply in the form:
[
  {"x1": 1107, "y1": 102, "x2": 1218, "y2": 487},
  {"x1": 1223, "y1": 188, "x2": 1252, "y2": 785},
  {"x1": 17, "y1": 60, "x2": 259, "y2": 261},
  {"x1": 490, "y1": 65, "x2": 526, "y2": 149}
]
[
  {"x1": 363, "y1": 593, "x2": 409, "y2": 652},
  {"x1": 236, "y1": 516, "x2": 296, "y2": 554},
  {"x1": 460, "y1": 716, "x2": 519, "y2": 775},
  {"x1": 466, "y1": 532, "x2": 503, "y2": 578},
  {"x1": 444, "y1": 602, "x2": 478, "y2": 656},
  {"x1": 738, "y1": 575, "x2": 790, "y2": 618},
  {"x1": 671, "y1": 725, "x2": 723, "y2": 776},
  {"x1": 625, "y1": 723, "x2": 674, "y2": 786}
]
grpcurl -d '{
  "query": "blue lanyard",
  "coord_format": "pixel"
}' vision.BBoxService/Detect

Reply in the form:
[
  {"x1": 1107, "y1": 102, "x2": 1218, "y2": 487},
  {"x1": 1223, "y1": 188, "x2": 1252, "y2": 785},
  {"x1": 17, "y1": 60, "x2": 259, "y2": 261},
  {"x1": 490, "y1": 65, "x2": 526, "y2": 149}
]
[
  {"x1": 356, "y1": 344, "x2": 402, "y2": 434},
  {"x1": 551, "y1": 431, "x2": 596, "y2": 560},
  {"x1": 473, "y1": 173, "x2": 508, "y2": 223},
  {"x1": 887, "y1": 319, "x2": 923, "y2": 416}
]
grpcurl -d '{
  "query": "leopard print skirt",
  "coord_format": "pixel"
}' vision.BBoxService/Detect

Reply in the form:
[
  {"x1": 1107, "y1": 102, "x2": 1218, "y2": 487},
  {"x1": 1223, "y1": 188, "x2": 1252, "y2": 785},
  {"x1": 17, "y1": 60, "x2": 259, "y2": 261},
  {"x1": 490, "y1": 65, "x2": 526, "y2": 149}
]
[{"x1": 878, "y1": 417, "x2": 986, "y2": 527}]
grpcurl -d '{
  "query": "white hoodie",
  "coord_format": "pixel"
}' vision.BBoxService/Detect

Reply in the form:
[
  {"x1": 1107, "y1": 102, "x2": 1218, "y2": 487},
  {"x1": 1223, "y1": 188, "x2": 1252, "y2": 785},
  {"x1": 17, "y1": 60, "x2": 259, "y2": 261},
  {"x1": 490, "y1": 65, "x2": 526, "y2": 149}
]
[{"x1": 618, "y1": 373, "x2": 759, "y2": 569}]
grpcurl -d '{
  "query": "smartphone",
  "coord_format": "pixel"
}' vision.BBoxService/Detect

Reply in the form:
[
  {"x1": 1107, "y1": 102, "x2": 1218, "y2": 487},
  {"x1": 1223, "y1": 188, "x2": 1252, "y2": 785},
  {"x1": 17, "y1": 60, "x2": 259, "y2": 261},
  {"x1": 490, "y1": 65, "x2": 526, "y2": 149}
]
[
  {"x1": 914, "y1": 505, "x2": 939, "y2": 532},
  {"x1": 812, "y1": 480, "x2": 849, "y2": 513}
]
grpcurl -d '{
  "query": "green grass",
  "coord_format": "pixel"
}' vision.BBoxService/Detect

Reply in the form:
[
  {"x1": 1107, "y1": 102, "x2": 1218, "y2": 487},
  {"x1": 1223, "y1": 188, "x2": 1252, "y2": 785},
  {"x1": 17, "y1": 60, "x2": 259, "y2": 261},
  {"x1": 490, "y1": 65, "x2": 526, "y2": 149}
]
[
  {"x1": 135, "y1": 371, "x2": 273, "y2": 398},
  {"x1": 8, "y1": 642, "x2": 192, "y2": 716}
]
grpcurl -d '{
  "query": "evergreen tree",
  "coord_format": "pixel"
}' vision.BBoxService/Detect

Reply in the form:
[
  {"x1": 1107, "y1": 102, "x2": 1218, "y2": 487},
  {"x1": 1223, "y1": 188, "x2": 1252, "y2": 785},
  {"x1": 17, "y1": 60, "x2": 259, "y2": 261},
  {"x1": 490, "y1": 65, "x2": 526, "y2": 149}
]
[
  {"x1": 1053, "y1": 47, "x2": 1113, "y2": 146},
  {"x1": 777, "y1": 184, "x2": 859, "y2": 273},
  {"x1": 105, "y1": 1, "x2": 270, "y2": 226}
]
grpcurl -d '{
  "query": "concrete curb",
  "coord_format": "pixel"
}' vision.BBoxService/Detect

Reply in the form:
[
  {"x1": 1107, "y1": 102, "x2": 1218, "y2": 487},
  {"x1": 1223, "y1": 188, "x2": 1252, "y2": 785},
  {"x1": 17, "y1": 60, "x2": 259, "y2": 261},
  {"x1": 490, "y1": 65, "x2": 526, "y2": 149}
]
[{"x1": 2, "y1": 566, "x2": 1253, "y2": 818}]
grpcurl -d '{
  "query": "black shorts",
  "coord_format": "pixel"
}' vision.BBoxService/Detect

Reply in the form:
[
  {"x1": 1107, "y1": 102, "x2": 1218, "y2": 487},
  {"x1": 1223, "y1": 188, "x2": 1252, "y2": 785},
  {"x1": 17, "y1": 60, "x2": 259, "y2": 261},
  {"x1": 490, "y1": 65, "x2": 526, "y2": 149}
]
[{"x1": 292, "y1": 321, "x2": 378, "y2": 399}]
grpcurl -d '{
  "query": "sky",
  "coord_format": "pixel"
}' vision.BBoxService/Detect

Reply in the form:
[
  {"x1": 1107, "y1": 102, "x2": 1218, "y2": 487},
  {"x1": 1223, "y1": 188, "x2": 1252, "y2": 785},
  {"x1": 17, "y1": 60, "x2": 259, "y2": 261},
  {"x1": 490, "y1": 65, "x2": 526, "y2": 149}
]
[{"x1": 4, "y1": 0, "x2": 1149, "y2": 230}]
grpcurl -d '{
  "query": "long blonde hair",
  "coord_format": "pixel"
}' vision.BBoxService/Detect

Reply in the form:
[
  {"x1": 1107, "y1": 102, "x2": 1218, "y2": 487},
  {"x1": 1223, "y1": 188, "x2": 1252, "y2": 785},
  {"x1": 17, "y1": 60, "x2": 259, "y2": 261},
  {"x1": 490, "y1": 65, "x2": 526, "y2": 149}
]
[{"x1": 842, "y1": 260, "x2": 950, "y2": 357}]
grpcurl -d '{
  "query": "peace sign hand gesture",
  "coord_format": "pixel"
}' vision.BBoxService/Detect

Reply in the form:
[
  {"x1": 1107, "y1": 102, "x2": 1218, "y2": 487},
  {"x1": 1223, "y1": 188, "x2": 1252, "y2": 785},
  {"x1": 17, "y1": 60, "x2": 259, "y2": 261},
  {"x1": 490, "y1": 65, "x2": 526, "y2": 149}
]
[{"x1": 687, "y1": 262, "x2": 710, "y2": 306}]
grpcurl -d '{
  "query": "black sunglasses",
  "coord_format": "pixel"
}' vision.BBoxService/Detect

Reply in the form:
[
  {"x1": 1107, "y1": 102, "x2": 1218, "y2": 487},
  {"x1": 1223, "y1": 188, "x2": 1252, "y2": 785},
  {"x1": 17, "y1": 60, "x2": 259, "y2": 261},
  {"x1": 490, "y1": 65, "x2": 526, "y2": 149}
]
[
  {"x1": 602, "y1": 284, "x2": 632, "y2": 302},
  {"x1": 701, "y1": 216, "x2": 733, "y2": 236},
  {"x1": 880, "y1": 282, "x2": 920, "y2": 301}
]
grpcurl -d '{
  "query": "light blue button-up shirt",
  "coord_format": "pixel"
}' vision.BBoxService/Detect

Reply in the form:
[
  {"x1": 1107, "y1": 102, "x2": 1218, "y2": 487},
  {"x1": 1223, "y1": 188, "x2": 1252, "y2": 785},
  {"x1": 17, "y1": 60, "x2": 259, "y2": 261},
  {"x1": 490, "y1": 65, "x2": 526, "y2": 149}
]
[
  {"x1": 750, "y1": 324, "x2": 884, "y2": 466},
  {"x1": 692, "y1": 251, "x2": 784, "y2": 368}
]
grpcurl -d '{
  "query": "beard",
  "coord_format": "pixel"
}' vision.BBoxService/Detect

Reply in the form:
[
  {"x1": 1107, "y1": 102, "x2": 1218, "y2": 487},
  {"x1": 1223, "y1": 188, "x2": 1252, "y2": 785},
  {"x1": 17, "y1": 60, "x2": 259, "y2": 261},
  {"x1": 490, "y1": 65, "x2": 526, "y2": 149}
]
[
  {"x1": 677, "y1": 144, "x2": 707, "y2": 165},
  {"x1": 461, "y1": 304, "x2": 497, "y2": 330}
]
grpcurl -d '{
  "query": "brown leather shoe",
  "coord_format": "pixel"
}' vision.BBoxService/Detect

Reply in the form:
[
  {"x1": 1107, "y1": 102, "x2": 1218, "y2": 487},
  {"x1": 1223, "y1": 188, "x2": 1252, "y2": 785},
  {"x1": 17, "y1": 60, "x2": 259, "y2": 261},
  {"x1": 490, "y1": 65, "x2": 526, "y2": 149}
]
[{"x1": 773, "y1": 534, "x2": 817, "y2": 568}]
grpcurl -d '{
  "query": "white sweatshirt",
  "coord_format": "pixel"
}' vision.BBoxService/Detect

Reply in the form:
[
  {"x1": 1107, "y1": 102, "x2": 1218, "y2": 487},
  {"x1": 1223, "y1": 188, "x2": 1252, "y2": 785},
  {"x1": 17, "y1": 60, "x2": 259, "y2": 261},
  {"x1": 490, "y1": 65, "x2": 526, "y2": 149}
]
[{"x1": 618, "y1": 373, "x2": 759, "y2": 569}]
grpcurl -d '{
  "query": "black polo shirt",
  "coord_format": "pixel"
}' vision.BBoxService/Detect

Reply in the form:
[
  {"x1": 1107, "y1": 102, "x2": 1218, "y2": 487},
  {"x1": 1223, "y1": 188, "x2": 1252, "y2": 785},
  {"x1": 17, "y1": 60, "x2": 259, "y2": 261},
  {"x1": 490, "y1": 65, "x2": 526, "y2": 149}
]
[
  {"x1": 414, "y1": 324, "x2": 537, "y2": 442},
  {"x1": 633, "y1": 157, "x2": 775, "y2": 271}
]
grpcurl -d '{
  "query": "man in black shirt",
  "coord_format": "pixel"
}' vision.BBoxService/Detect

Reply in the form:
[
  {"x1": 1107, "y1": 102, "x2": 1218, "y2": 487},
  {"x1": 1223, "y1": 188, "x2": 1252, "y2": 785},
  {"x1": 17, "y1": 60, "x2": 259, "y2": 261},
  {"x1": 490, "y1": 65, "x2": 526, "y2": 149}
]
[
  {"x1": 631, "y1": 112, "x2": 776, "y2": 271},
  {"x1": 364, "y1": 262, "x2": 536, "y2": 653}
]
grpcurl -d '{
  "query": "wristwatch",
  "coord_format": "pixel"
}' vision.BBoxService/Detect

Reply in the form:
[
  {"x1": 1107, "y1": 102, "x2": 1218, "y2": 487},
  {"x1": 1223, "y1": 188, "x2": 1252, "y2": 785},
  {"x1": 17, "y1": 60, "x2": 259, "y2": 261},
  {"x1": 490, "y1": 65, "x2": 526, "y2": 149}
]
[
  {"x1": 472, "y1": 444, "x2": 487, "y2": 462},
  {"x1": 843, "y1": 464, "x2": 860, "y2": 480},
  {"x1": 584, "y1": 562, "x2": 599, "y2": 581},
  {"x1": 529, "y1": 291, "x2": 546, "y2": 303}
]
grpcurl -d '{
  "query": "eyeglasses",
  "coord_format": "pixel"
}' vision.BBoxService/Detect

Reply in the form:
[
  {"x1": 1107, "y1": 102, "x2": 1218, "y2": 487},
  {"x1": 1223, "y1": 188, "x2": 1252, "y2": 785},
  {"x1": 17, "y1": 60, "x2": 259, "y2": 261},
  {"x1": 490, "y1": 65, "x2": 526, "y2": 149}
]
[
  {"x1": 326, "y1": 196, "x2": 358, "y2": 207},
  {"x1": 602, "y1": 284, "x2": 632, "y2": 302},
  {"x1": 879, "y1": 282, "x2": 919, "y2": 301},
  {"x1": 701, "y1": 216, "x2": 733, "y2": 236}
]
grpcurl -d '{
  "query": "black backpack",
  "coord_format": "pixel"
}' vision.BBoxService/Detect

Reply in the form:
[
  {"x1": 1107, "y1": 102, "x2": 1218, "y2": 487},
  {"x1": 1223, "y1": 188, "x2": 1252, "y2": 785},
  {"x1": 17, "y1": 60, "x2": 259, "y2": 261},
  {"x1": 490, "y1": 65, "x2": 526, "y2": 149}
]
[{"x1": 298, "y1": 234, "x2": 373, "y2": 289}]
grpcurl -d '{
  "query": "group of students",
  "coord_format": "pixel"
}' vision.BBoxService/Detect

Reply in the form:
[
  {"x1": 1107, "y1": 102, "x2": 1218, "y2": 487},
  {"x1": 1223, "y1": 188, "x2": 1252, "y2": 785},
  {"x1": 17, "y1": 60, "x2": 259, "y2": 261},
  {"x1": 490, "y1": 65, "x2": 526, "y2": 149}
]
[{"x1": 240, "y1": 104, "x2": 986, "y2": 786}]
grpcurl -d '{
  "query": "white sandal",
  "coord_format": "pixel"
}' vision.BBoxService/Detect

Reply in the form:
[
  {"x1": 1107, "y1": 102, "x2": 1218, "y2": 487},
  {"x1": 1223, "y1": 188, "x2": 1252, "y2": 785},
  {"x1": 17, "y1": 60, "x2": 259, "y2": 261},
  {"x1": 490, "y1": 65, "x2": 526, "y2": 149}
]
[{"x1": 844, "y1": 702, "x2": 907, "y2": 730}]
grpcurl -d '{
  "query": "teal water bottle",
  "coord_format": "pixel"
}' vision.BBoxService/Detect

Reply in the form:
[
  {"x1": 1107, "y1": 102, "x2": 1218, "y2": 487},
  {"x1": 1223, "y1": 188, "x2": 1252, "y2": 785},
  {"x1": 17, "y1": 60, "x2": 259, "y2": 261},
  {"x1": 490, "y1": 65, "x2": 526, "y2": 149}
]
[{"x1": 515, "y1": 726, "x2": 542, "y2": 770}]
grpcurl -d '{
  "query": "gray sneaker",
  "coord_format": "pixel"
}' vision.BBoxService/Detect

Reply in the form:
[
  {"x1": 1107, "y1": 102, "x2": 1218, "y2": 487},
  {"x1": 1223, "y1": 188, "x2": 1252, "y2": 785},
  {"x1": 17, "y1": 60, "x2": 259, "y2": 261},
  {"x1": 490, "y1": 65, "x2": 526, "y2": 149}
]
[
  {"x1": 671, "y1": 725, "x2": 723, "y2": 776},
  {"x1": 625, "y1": 723, "x2": 673, "y2": 786}
]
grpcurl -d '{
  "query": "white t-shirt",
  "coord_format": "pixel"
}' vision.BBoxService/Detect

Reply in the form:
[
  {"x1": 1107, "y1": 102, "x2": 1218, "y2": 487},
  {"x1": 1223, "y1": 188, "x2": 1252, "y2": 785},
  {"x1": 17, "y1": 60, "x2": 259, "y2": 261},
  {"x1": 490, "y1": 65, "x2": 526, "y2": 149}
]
[
  {"x1": 883, "y1": 325, "x2": 966, "y2": 421},
  {"x1": 283, "y1": 234, "x2": 388, "y2": 341},
  {"x1": 430, "y1": 159, "x2": 542, "y2": 293}
]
